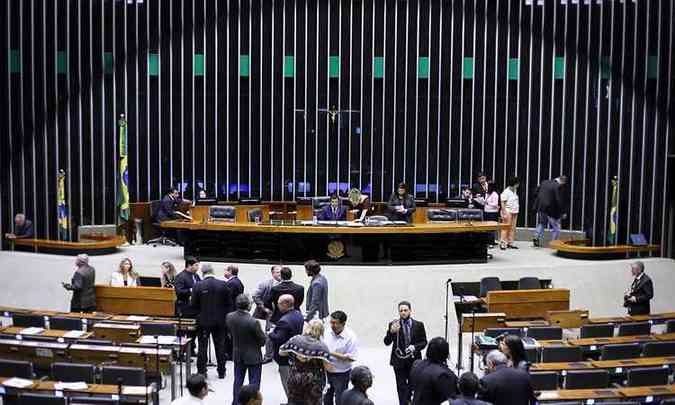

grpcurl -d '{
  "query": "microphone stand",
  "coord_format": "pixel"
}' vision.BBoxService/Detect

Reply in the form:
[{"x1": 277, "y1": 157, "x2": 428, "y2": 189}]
[
  {"x1": 469, "y1": 306, "x2": 477, "y2": 373},
  {"x1": 155, "y1": 336, "x2": 162, "y2": 390},
  {"x1": 143, "y1": 353, "x2": 149, "y2": 405},
  {"x1": 455, "y1": 284, "x2": 465, "y2": 375},
  {"x1": 177, "y1": 312, "x2": 184, "y2": 396},
  {"x1": 116, "y1": 377, "x2": 123, "y2": 405},
  {"x1": 444, "y1": 279, "x2": 451, "y2": 342}
]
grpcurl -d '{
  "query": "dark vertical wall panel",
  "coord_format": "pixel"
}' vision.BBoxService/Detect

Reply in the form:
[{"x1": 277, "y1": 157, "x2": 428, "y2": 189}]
[{"x1": 1, "y1": 0, "x2": 674, "y2": 255}]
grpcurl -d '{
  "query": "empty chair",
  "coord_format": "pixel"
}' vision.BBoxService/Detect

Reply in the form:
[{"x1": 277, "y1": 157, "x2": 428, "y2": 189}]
[
  {"x1": 17, "y1": 393, "x2": 66, "y2": 405},
  {"x1": 0, "y1": 358, "x2": 34, "y2": 378},
  {"x1": 101, "y1": 366, "x2": 145, "y2": 386},
  {"x1": 247, "y1": 208, "x2": 263, "y2": 223},
  {"x1": 529, "y1": 371, "x2": 559, "y2": 391},
  {"x1": 527, "y1": 327, "x2": 563, "y2": 341},
  {"x1": 580, "y1": 323, "x2": 615, "y2": 339},
  {"x1": 49, "y1": 316, "x2": 83, "y2": 331},
  {"x1": 600, "y1": 343, "x2": 642, "y2": 360},
  {"x1": 12, "y1": 313, "x2": 44, "y2": 328},
  {"x1": 140, "y1": 322, "x2": 177, "y2": 336},
  {"x1": 642, "y1": 341, "x2": 675, "y2": 357},
  {"x1": 626, "y1": 366, "x2": 669, "y2": 387},
  {"x1": 564, "y1": 369, "x2": 610, "y2": 389},
  {"x1": 518, "y1": 277, "x2": 541, "y2": 290},
  {"x1": 484, "y1": 328, "x2": 522, "y2": 338},
  {"x1": 617, "y1": 321, "x2": 651, "y2": 337},
  {"x1": 525, "y1": 347, "x2": 539, "y2": 363},
  {"x1": 667, "y1": 320, "x2": 675, "y2": 334},
  {"x1": 51, "y1": 362, "x2": 95, "y2": 383},
  {"x1": 541, "y1": 346, "x2": 583, "y2": 363},
  {"x1": 479, "y1": 277, "x2": 502, "y2": 297}
]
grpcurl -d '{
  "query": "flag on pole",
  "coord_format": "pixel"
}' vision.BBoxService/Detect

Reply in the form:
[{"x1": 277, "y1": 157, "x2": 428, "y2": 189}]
[
  {"x1": 608, "y1": 176, "x2": 618, "y2": 245},
  {"x1": 117, "y1": 114, "x2": 130, "y2": 224},
  {"x1": 57, "y1": 170, "x2": 69, "y2": 241}
]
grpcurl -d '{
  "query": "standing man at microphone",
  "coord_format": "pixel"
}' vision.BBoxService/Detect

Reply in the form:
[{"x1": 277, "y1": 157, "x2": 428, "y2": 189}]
[{"x1": 384, "y1": 301, "x2": 428, "y2": 405}]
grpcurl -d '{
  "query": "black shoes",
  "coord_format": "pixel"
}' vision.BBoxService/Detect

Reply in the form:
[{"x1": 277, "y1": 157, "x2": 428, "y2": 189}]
[{"x1": 532, "y1": 237, "x2": 540, "y2": 247}]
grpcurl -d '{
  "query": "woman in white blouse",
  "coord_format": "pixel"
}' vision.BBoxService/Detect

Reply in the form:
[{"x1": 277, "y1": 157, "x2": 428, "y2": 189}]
[
  {"x1": 500, "y1": 176, "x2": 520, "y2": 250},
  {"x1": 110, "y1": 257, "x2": 140, "y2": 287}
]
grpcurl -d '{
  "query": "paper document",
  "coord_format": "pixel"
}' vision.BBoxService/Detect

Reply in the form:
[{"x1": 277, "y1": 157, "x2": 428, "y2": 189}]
[
  {"x1": 127, "y1": 315, "x2": 150, "y2": 321},
  {"x1": 54, "y1": 382, "x2": 88, "y2": 390},
  {"x1": 139, "y1": 335, "x2": 177, "y2": 345},
  {"x1": 122, "y1": 386, "x2": 154, "y2": 395},
  {"x1": 62, "y1": 330, "x2": 86, "y2": 339},
  {"x1": 19, "y1": 327, "x2": 44, "y2": 335},
  {"x1": 2, "y1": 378, "x2": 34, "y2": 388}
]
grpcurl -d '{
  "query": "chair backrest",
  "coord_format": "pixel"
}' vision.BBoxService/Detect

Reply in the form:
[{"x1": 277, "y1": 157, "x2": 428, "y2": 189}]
[
  {"x1": 247, "y1": 208, "x2": 263, "y2": 222},
  {"x1": 426, "y1": 209, "x2": 457, "y2": 222},
  {"x1": 49, "y1": 316, "x2": 84, "y2": 331},
  {"x1": 518, "y1": 277, "x2": 541, "y2": 290},
  {"x1": 626, "y1": 366, "x2": 669, "y2": 387},
  {"x1": 12, "y1": 313, "x2": 45, "y2": 328},
  {"x1": 529, "y1": 371, "x2": 559, "y2": 391},
  {"x1": 564, "y1": 369, "x2": 610, "y2": 389},
  {"x1": 484, "y1": 328, "x2": 523, "y2": 338},
  {"x1": 209, "y1": 206, "x2": 236, "y2": 221},
  {"x1": 642, "y1": 341, "x2": 675, "y2": 357},
  {"x1": 17, "y1": 393, "x2": 67, "y2": 405},
  {"x1": 541, "y1": 346, "x2": 583, "y2": 363},
  {"x1": 600, "y1": 343, "x2": 643, "y2": 361},
  {"x1": 479, "y1": 277, "x2": 502, "y2": 297},
  {"x1": 101, "y1": 365, "x2": 146, "y2": 386},
  {"x1": 140, "y1": 322, "x2": 177, "y2": 337},
  {"x1": 312, "y1": 196, "x2": 332, "y2": 210},
  {"x1": 149, "y1": 200, "x2": 162, "y2": 223},
  {"x1": 617, "y1": 322, "x2": 651, "y2": 337},
  {"x1": 0, "y1": 358, "x2": 34, "y2": 378},
  {"x1": 51, "y1": 362, "x2": 96, "y2": 384},
  {"x1": 456, "y1": 209, "x2": 484, "y2": 221},
  {"x1": 79, "y1": 339, "x2": 113, "y2": 346},
  {"x1": 526, "y1": 326, "x2": 563, "y2": 341},
  {"x1": 667, "y1": 320, "x2": 675, "y2": 334},
  {"x1": 580, "y1": 323, "x2": 615, "y2": 339},
  {"x1": 525, "y1": 347, "x2": 539, "y2": 363}
]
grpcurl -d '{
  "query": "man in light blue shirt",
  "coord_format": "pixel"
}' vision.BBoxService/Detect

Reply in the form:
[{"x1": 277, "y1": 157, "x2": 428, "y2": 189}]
[{"x1": 322, "y1": 310, "x2": 359, "y2": 405}]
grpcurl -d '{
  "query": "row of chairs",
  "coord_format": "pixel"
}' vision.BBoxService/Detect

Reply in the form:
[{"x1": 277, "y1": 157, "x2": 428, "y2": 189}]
[
  {"x1": 3, "y1": 393, "x2": 137, "y2": 405},
  {"x1": 479, "y1": 276, "x2": 542, "y2": 297},
  {"x1": 531, "y1": 366, "x2": 670, "y2": 391},
  {"x1": 9, "y1": 314, "x2": 178, "y2": 336},
  {"x1": 0, "y1": 358, "x2": 146, "y2": 386},
  {"x1": 528, "y1": 341, "x2": 675, "y2": 363},
  {"x1": 485, "y1": 320, "x2": 665, "y2": 341}
]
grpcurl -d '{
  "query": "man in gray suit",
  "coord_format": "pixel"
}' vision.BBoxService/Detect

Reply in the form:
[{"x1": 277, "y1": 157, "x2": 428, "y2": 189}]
[
  {"x1": 226, "y1": 294, "x2": 266, "y2": 405},
  {"x1": 62, "y1": 254, "x2": 96, "y2": 312},
  {"x1": 304, "y1": 260, "x2": 329, "y2": 322},
  {"x1": 341, "y1": 366, "x2": 375, "y2": 405}
]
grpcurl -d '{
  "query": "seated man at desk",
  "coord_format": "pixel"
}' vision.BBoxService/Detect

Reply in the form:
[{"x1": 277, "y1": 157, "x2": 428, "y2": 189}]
[
  {"x1": 156, "y1": 188, "x2": 193, "y2": 222},
  {"x1": 387, "y1": 182, "x2": 416, "y2": 223},
  {"x1": 318, "y1": 194, "x2": 347, "y2": 221},
  {"x1": 4, "y1": 213, "x2": 34, "y2": 240}
]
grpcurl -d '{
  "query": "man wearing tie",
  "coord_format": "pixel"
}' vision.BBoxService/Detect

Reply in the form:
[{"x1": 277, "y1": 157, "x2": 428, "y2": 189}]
[
  {"x1": 384, "y1": 301, "x2": 428, "y2": 405},
  {"x1": 175, "y1": 256, "x2": 201, "y2": 356},
  {"x1": 624, "y1": 261, "x2": 654, "y2": 315},
  {"x1": 318, "y1": 194, "x2": 347, "y2": 221}
]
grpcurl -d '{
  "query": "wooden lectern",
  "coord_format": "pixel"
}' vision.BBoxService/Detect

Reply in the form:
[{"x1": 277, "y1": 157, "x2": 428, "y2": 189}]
[{"x1": 95, "y1": 286, "x2": 176, "y2": 317}]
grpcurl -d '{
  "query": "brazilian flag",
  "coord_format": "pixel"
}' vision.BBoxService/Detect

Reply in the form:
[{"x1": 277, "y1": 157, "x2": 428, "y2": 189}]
[
  {"x1": 117, "y1": 114, "x2": 130, "y2": 224},
  {"x1": 57, "y1": 170, "x2": 69, "y2": 241},
  {"x1": 608, "y1": 176, "x2": 618, "y2": 245}
]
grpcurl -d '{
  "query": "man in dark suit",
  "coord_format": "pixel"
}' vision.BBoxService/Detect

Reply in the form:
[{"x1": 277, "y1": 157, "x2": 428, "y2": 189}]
[
  {"x1": 156, "y1": 188, "x2": 191, "y2": 222},
  {"x1": 384, "y1": 301, "x2": 428, "y2": 405},
  {"x1": 224, "y1": 264, "x2": 245, "y2": 361},
  {"x1": 624, "y1": 261, "x2": 654, "y2": 315},
  {"x1": 410, "y1": 337, "x2": 458, "y2": 405},
  {"x1": 268, "y1": 294, "x2": 304, "y2": 401},
  {"x1": 480, "y1": 350, "x2": 535, "y2": 405},
  {"x1": 4, "y1": 213, "x2": 34, "y2": 240},
  {"x1": 62, "y1": 254, "x2": 96, "y2": 312},
  {"x1": 341, "y1": 366, "x2": 375, "y2": 405},
  {"x1": 533, "y1": 176, "x2": 568, "y2": 246},
  {"x1": 175, "y1": 256, "x2": 201, "y2": 318},
  {"x1": 226, "y1": 294, "x2": 266, "y2": 405},
  {"x1": 318, "y1": 194, "x2": 347, "y2": 221},
  {"x1": 265, "y1": 267, "x2": 304, "y2": 323},
  {"x1": 191, "y1": 264, "x2": 232, "y2": 379}
]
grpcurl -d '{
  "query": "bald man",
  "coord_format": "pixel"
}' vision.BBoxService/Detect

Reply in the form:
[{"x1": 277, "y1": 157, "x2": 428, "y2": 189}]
[
  {"x1": 5, "y1": 213, "x2": 34, "y2": 240},
  {"x1": 268, "y1": 294, "x2": 304, "y2": 400}
]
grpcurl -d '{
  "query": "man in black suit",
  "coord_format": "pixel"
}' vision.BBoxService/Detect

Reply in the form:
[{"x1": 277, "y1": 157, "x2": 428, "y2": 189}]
[
  {"x1": 191, "y1": 264, "x2": 232, "y2": 379},
  {"x1": 384, "y1": 301, "x2": 428, "y2": 405},
  {"x1": 62, "y1": 254, "x2": 96, "y2": 312},
  {"x1": 224, "y1": 265, "x2": 245, "y2": 361},
  {"x1": 318, "y1": 194, "x2": 347, "y2": 221},
  {"x1": 156, "y1": 188, "x2": 191, "y2": 222},
  {"x1": 480, "y1": 350, "x2": 535, "y2": 405},
  {"x1": 268, "y1": 294, "x2": 304, "y2": 402},
  {"x1": 533, "y1": 176, "x2": 568, "y2": 246},
  {"x1": 226, "y1": 294, "x2": 266, "y2": 405},
  {"x1": 175, "y1": 257, "x2": 201, "y2": 318},
  {"x1": 410, "y1": 337, "x2": 458, "y2": 405},
  {"x1": 624, "y1": 261, "x2": 654, "y2": 315},
  {"x1": 4, "y1": 213, "x2": 34, "y2": 240},
  {"x1": 265, "y1": 267, "x2": 304, "y2": 323}
]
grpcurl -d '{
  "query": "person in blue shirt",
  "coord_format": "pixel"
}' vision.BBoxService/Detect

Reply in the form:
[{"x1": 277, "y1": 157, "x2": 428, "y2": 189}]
[{"x1": 318, "y1": 194, "x2": 347, "y2": 221}]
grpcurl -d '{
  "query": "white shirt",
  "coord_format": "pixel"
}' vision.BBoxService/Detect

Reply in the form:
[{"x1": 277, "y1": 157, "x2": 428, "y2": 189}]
[
  {"x1": 484, "y1": 191, "x2": 500, "y2": 213},
  {"x1": 322, "y1": 326, "x2": 358, "y2": 373},
  {"x1": 500, "y1": 187, "x2": 519, "y2": 214},
  {"x1": 171, "y1": 394, "x2": 204, "y2": 405},
  {"x1": 110, "y1": 272, "x2": 138, "y2": 287}
]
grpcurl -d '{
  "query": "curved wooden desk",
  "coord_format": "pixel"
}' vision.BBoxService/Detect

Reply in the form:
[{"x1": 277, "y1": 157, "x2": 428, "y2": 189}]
[
  {"x1": 162, "y1": 220, "x2": 502, "y2": 265},
  {"x1": 12, "y1": 236, "x2": 126, "y2": 255},
  {"x1": 549, "y1": 239, "x2": 660, "y2": 260}
]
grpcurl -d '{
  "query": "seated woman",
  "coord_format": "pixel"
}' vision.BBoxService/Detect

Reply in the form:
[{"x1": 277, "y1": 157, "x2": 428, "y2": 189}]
[
  {"x1": 280, "y1": 320, "x2": 334, "y2": 405},
  {"x1": 160, "y1": 261, "x2": 177, "y2": 288},
  {"x1": 110, "y1": 257, "x2": 140, "y2": 287},
  {"x1": 346, "y1": 188, "x2": 371, "y2": 221}
]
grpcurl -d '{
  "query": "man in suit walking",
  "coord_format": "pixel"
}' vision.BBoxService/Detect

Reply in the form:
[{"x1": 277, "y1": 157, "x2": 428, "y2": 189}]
[
  {"x1": 624, "y1": 261, "x2": 654, "y2": 315},
  {"x1": 268, "y1": 294, "x2": 304, "y2": 402},
  {"x1": 384, "y1": 301, "x2": 428, "y2": 405},
  {"x1": 226, "y1": 294, "x2": 266, "y2": 405},
  {"x1": 533, "y1": 176, "x2": 568, "y2": 246},
  {"x1": 266, "y1": 266, "x2": 304, "y2": 323},
  {"x1": 480, "y1": 350, "x2": 535, "y2": 405},
  {"x1": 62, "y1": 254, "x2": 96, "y2": 312},
  {"x1": 191, "y1": 264, "x2": 232, "y2": 378},
  {"x1": 305, "y1": 260, "x2": 329, "y2": 322},
  {"x1": 318, "y1": 194, "x2": 347, "y2": 221}
]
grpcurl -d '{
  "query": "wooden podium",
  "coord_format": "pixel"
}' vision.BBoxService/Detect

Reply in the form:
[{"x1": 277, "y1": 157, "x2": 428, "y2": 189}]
[
  {"x1": 486, "y1": 289, "x2": 570, "y2": 319},
  {"x1": 95, "y1": 286, "x2": 176, "y2": 317}
]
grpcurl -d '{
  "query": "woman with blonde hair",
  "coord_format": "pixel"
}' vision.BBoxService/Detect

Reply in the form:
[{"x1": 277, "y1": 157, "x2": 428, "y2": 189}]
[
  {"x1": 346, "y1": 188, "x2": 371, "y2": 221},
  {"x1": 110, "y1": 257, "x2": 140, "y2": 287},
  {"x1": 160, "y1": 261, "x2": 177, "y2": 288},
  {"x1": 280, "y1": 320, "x2": 334, "y2": 405}
]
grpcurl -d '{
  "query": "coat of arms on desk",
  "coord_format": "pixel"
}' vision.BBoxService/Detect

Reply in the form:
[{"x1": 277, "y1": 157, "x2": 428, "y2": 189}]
[{"x1": 327, "y1": 240, "x2": 345, "y2": 259}]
